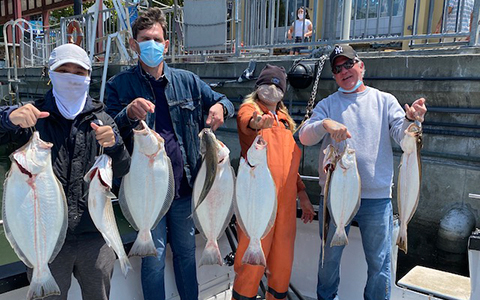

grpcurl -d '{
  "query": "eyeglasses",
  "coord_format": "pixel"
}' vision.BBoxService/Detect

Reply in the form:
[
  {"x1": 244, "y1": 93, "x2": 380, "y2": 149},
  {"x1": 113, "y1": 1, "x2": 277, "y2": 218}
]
[{"x1": 332, "y1": 59, "x2": 356, "y2": 74}]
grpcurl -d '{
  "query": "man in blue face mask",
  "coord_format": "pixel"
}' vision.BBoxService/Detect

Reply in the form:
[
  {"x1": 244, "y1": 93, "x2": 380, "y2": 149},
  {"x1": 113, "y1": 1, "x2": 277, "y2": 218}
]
[
  {"x1": 298, "y1": 44, "x2": 427, "y2": 300},
  {"x1": 0, "y1": 43, "x2": 131, "y2": 300},
  {"x1": 105, "y1": 7, "x2": 234, "y2": 300}
]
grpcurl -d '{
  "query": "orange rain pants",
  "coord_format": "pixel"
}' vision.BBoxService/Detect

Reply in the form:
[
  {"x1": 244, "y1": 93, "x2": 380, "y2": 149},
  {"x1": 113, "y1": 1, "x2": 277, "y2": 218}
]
[{"x1": 233, "y1": 103, "x2": 305, "y2": 300}]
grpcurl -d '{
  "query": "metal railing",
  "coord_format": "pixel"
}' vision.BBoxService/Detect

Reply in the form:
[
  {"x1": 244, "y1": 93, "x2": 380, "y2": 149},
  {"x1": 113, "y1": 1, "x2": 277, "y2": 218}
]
[
  {"x1": 2, "y1": 0, "x2": 480, "y2": 69},
  {"x1": 237, "y1": 0, "x2": 480, "y2": 55}
]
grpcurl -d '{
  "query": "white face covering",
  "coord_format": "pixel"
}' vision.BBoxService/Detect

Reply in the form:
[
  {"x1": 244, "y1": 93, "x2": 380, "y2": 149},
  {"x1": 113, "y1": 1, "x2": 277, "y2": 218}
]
[
  {"x1": 49, "y1": 71, "x2": 91, "y2": 120},
  {"x1": 298, "y1": 13, "x2": 304, "y2": 19},
  {"x1": 256, "y1": 84, "x2": 284, "y2": 105}
]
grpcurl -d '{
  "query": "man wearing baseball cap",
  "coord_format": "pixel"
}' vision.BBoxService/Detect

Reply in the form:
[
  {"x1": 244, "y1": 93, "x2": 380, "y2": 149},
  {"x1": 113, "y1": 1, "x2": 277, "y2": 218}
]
[
  {"x1": 299, "y1": 44, "x2": 427, "y2": 300},
  {"x1": 0, "y1": 43, "x2": 130, "y2": 300}
]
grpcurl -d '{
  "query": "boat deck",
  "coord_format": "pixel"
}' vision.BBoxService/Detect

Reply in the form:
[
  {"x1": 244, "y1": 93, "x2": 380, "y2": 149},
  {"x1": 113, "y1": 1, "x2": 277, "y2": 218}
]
[{"x1": 0, "y1": 219, "x2": 475, "y2": 300}]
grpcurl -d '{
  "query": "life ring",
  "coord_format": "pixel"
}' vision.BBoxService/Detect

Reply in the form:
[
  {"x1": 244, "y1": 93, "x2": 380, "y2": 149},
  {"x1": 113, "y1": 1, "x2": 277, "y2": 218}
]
[{"x1": 67, "y1": 21, "x2": 83, "y2": 46}]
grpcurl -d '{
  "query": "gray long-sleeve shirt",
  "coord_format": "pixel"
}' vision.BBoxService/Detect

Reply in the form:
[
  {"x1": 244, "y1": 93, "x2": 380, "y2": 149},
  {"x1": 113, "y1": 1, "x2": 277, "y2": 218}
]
[{"x1": 299, "y1": 86, "x2": 411, "y2": 199}]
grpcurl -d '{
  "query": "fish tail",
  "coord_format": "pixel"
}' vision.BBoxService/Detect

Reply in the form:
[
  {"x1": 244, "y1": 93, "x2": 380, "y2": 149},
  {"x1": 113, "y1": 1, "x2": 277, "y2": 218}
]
[
  {"x1": 242, "y1": 238, "x2": 266, "y2": 267},
  {"x1": 119, "y1": 255, "x2": 133, "y2": 277},
  {"x1": 396, "y1": 225, "x2": 408, "y2": 254},
  {"x1": 199, "y1": 240, "x2": 223, "y2": 266},
  {"x1": 128, "y1": 230, "x2": 157, "y2": 257},
  {"x1": 27, "y1": 267, "x2": 60, "y2": 300},
  {"x1": 330, "y1": 226, "x2": 349, "y2": 247}
]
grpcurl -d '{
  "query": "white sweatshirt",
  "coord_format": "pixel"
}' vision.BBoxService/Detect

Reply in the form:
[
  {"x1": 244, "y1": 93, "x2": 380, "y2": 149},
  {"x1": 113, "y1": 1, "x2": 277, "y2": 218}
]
[{"x1": 299, "y1": 86, "x2": 411, "y2": 199}]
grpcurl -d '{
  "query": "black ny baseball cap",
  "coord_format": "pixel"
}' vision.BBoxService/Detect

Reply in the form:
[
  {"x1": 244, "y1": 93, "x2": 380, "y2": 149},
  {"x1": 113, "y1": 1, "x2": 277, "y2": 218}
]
[{"x1": 329, "y1": 44, "x2": 358, "y2": 66}]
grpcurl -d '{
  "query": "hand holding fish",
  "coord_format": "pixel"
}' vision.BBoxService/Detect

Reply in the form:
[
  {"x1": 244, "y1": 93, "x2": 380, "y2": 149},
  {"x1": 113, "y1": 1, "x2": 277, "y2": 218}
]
[
  {"x1": 323, "y1": 119, "x2": 352, "y2": 143},
  {"x1": 9, "y1": 104, "x2": 50, "y2": 128},
  {"x1": 206, "y1": 103, "x2": 224, "y2": 131},
  {"x1": 127, "y1": 97, "x2": 155, "y2": 121},
  {"x1": 91, "y1": 122, "x2": 116, "y2": 148},
  {"x1": 299, "y1": 190, "x2": 316, "y2": 223},
  {"x1": 405, "y1": 98, "x2": 427, "y2": 122},
  {"x1": 249, "y1": 111, "x2": 274, "y2": 129}
]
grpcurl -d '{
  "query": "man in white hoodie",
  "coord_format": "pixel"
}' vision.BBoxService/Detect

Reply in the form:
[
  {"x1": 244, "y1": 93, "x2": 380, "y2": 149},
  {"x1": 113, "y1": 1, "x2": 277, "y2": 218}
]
[{"x1": 299, "y1": 44, "x2": 427, "y2": 300}]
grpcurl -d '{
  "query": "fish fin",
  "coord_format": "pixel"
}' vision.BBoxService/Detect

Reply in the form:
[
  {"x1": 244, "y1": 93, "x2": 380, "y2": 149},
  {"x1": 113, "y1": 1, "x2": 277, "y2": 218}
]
[
  {"x1": 396, "y1": 224, "x2": 408, "y2": 254},
  {"x1": 106, "y1": 191, "x2": 117, "y2": 199},
  {"x1": 117, "y1": 179, "x2": 139, "y2": 231},
  {"x1": 261, "y1": 171, "x2": 277, "y2": 239},
  {"x1": 83, "y1": 167, "x2": 97, "y2": 183},
  {"x1": 330, "y1": 226, "x2": 349, "y2": 247},
  {"x1": 233, "y1": 158, "x2": 250, "y2": 238},
  {"x1": 49, "y1": 177, "x2": 68, "y2": 263},
  {"x1": 242, "y1": 238, "x2": 266, "y2": 267},
  {"x1": 27, "y1": 267, "x2": 60, "y2": 300},
  {"x1": 118, "y1": 255, "x2": 133, "y2": 277},
  {"x1": 153, "y1": 157, "x2": 175, "y2": 229},
  {"x1": 2, "y1": 175, "x2": 34, "y2": 268},
  {"x1": 199, "y1": 240, "x2": 223, "y2": 266},
  {"x1": 128, "y1": 230, "x2": 157, "y2": 257},
  {"x1": 101, "y1": 233, "x2": 113, "y2": 248},
  {"x1": 2, "y1": 218, "x2": 34, "y2": 268}
]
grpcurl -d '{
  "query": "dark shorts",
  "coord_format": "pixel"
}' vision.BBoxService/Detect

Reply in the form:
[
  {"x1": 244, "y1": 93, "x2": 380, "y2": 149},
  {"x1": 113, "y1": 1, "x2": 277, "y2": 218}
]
[{"x1": 293, "y1": 36, "x2": 309, "y2": 53}]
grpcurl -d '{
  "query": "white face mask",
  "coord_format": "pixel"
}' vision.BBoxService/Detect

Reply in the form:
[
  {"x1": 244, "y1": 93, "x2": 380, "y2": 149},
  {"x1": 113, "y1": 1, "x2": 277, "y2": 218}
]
[
  {"x1": 49, "y1": 71, "x2": 91, "y2": 120},
  {"x1": 257, "y1": 84, "x2": 284, "y2": 105},
  {"x1": 298, "y1": 13, "x2": 304, "y2": 19}
]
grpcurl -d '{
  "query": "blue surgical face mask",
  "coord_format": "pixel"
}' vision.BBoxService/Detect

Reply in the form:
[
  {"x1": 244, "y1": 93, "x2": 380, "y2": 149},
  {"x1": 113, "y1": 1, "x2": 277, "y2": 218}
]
[
  {"x1": 137, "y1": 40, "x2": 165, "y2": 67},
  {"x1": 338, "y1": 80, "x2": 363, "y2": 93}
]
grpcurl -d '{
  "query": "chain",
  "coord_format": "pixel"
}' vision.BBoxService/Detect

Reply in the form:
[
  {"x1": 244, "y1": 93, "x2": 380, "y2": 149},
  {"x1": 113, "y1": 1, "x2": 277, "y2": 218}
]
[{"x1": 294, "y1": 54, "x2": 329, "y2": 133}]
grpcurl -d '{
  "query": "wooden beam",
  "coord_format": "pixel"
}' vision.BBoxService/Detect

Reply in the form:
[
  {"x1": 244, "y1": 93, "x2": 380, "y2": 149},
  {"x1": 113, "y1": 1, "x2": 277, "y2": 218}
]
[{"x1": 1, "y1": 0, "x2": 90, "y2": 23}]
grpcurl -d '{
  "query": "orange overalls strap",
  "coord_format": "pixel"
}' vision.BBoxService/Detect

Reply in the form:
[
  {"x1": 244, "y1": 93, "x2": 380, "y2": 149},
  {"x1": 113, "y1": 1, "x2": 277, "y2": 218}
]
[{"x1": 233, "y1": 102, "x2": 302, "y2": 300}]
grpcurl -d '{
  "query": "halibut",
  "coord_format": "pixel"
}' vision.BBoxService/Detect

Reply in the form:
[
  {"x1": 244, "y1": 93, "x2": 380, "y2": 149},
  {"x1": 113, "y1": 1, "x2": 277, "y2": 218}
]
[
  {"x1": 235, "y1": 135, "x2": 276, "y2": 266},
  {"x1": 85, "y1": 154, "x2": 132, "y2": 276},
  {"x1": 192, "y1": 130, "x2": 234, "y2": 266},
  {"x1": 3, "y1": 132, "x2": 67, "y2": 300},
  {"x1": 119, "y1": 121, "x2": 175, "y2": 257},
  {"x1": 396, "y1": 123, "x2": 422, "y2": 254},
  {"x1": 328, "y1": 145, "x2": 361, "y2": 247}
]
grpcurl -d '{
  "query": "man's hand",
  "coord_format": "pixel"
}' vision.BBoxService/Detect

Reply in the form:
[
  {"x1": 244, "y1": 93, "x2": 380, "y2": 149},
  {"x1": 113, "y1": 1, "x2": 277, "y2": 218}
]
[
  {"x1": 249, "y1": 111, "x2": 274, "y2": 130},
  {"x1": 323, "y1": 119, "x2": 352, "y2": 142},
  {"x1": 9, "y1": 104, "x2": 50, "y2": 128},
  {"x1": 91, "y1": 123, "x2": 116, "y2": 148},
  {"x1": 126, "y1": 98, "x2": 155, "y2": 121},
  {"x1": 405, "y1": 98, "x2": 427, "y2": 123},
  {"x1": 299, "y1": 190, "x2": 316, "y2": 224},
  {"x1": 206, "y1": 103, "x2": 224, "y2": 131}
]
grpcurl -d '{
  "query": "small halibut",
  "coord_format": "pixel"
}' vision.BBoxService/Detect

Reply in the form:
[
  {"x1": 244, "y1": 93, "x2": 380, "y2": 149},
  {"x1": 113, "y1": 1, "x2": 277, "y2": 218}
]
[
  {"x1": 396, "y1": 123, "x2": 422, "y2": 254},
  {"x1": 328, "y1": 145, "x2": 361, "y2": 247},
  {"x1": 85, "y1": 154, "x2": 132, "y2": 276}
]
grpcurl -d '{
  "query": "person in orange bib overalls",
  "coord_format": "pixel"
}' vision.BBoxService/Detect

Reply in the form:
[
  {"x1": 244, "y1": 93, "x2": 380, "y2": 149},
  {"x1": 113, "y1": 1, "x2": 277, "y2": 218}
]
[{"x1": 232, "y1": 64, "x2": 315, "y2": 300}]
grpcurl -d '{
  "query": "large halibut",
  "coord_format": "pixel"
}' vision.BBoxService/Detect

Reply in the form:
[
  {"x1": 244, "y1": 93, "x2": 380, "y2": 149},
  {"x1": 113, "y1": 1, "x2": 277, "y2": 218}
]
[
  {"x1": 235, "y1": 135, "x2": 276, "y2": 267},
  {"x1": 3, "y1": 132, "x2": 67, "y2": 300},
  {"x1": 119, "y1": 121, "x2": 175, "y2": 257}
]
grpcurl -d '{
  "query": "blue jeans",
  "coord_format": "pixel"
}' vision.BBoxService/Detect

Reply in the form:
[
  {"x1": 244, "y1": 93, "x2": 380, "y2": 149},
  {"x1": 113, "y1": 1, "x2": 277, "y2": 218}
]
[
  {"x1": 141, "y1": 195, "x2": 198, "y2": 300},
  {"x1": 317, "y1": 198, "x2": 393, "y2": 300}
]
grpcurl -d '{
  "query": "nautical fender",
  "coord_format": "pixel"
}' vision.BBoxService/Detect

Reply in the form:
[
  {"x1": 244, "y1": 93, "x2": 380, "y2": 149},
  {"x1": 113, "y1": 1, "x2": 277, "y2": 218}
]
[{"x1": 67, "y1": 21, "x2": 83, "y2": 46}]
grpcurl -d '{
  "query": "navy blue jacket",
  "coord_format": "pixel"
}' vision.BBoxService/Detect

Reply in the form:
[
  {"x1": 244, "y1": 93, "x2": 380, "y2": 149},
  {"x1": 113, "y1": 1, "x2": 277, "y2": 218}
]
[{"x1": 105, "y1": 62, "x2": 234, "y2": 187}]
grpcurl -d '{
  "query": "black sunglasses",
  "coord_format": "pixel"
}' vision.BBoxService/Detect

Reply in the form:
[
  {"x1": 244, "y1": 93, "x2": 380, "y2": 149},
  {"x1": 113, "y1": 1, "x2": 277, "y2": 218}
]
[{"x1": 332, "y1": 59, "x2": 356, "y2": 74}]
